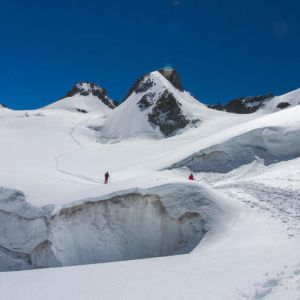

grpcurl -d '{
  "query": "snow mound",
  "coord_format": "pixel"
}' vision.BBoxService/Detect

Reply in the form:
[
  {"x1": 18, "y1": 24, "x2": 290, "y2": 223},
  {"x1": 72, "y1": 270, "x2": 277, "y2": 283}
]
[
  {"x1": 0, "y1": 183, "x2": 226, "y2": 271},
  {"x1": 101, "y1": 70, "x2": 207, "y2": 139}
]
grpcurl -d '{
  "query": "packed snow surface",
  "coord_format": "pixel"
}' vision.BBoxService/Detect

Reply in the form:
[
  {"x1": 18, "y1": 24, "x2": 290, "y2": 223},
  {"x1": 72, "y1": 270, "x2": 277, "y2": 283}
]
[{"x1": 0, "y1": 87, "x2": 300, "y2": 299}]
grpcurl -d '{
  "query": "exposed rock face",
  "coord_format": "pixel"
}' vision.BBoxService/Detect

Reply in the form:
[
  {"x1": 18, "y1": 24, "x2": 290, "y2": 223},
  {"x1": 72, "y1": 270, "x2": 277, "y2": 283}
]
[
  {"x1": 277, "y1": 102, "x2": 291, "y2": 109},
  {"x1": 132, "y1": 76, "x2": 196, "y2": 136},
  {"x1": 65, "y1": 82, "x2": 117, "y2": 109},
  {"x1": 209, "y1": 93, "x2": 274, "y2": 114},
  {"x1": 137, "y1": 93, "x2": 155, "y2": 110},
  {"x1": 158, "y1": 68, "x2": 184, "y2": 91},
  {"x1": 148, "y1": 90, "x2": 190, "y2": 136},
  {"x1": 123, "y1": 75, "x2": 156, "y2": 100}
]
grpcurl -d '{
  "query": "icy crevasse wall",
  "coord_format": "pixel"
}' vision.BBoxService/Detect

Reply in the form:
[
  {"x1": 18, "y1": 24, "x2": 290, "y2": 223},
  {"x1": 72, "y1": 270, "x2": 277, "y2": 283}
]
[
  {"x1": 49, "y1": 194, "x2": 204, "y2": 267},
  {"x1": 171, "y1": 127, "x2": 300, "y2": 173},
  {"x1": 0, "y1": 184, "x2": 219, "y2": 271}
]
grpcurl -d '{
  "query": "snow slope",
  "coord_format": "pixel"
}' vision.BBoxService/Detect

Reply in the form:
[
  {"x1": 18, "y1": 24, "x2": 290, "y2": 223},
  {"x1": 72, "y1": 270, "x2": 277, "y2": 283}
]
[
  {"x1": 1, "y1": 84, "x2": 300, "y2": 299},
  {"x1": 45, "y1": 94, "x2": 112, "y2": 114}
]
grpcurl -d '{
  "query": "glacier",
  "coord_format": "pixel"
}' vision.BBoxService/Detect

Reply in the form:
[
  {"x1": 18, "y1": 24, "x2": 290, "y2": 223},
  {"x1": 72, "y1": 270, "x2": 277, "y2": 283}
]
[{"x1": 1, "y1": 72, "x2": 300, "y2": 299}]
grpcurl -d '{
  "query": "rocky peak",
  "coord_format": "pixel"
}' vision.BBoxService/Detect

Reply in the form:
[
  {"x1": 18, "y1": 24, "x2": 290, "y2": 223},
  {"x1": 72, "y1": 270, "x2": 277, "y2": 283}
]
[
  {"x1": 103, "y1": 69, "x2": 202, "y2": 139},
  {"x1": 124, "y1": 68, "x2": 184, "y2": 101},
  {"x1": 65, "y1": 82, "x2": 117, "y2": 109},
  {"x1": 158, "y1": 68, "x2": 184, "y2": 91},
  {"x1": 113, "y1": 69, "x2": 199, "y2": 137},
  {"x1": 132, "y1": 74, "x2": 197, "y2": 136}
]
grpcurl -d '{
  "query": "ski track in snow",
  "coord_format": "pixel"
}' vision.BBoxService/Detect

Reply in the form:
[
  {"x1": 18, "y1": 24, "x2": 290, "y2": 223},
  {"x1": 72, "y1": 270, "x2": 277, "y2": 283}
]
[
  {"x1": 54, "y1": 116, "x2": 104, "y2": 184},
  {"x1": 239, "y1": 263, "x2": 300, "y2": 299},
  {"x1": 215, "y1": 181, "x2": 300, "y2": 238},
  {"x1": 191, "y1": 171, "x2": 300, "y2": 299},
  {"x1": 223, "y1": 184, "x2": 300, "y2": 299}
]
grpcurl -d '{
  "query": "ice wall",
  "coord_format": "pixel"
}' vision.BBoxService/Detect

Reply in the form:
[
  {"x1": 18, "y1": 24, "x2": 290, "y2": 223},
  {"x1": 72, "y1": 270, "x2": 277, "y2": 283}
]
[
  {"x1": 171, "y1": 127, "x2": 300, "y2": 173},
  {"x1": 0, "y1": 184, "x2": 220, "y2": 271}
]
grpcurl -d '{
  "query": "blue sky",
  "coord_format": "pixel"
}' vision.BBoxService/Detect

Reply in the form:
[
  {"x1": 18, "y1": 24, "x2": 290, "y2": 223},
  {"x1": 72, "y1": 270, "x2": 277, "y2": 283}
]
[{"x1": 0, "y1": 0, "x2": 300, "y2": 109}]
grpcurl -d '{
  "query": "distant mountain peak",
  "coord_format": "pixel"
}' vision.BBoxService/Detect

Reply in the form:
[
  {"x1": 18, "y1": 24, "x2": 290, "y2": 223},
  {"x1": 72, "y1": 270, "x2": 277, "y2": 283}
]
[
  {"x1": 103, "y1": 69, "x2": 202, "y2": 139},
  {"x1": 65, "y1": 82, "x2": 116, "y2": 109},
  {"x1": 131, "y1": 71, "x2": 194, "y2": 136},
  {"x1": 45, "y1": 81, "x2": 117, "y2": 113},
  {"x1": 123, "y1": 68, "x2": 184, "y2": 101}
]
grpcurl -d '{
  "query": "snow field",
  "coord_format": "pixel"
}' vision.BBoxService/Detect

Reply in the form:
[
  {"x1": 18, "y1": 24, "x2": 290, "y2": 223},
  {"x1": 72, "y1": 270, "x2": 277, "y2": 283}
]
[{"x1": 0, "y1": 83, "x2": 300, "y2": 299}]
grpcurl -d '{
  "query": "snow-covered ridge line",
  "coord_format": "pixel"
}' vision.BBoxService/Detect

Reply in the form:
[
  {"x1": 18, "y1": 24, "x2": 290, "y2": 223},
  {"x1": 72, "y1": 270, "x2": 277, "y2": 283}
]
[{"x1": 208, "y1": 87, "x2": 300, "y2": 114}]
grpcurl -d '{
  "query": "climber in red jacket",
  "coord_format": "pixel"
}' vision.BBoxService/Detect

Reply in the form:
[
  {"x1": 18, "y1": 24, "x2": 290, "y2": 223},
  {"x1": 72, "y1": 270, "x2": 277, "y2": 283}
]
[
  {"x1": 188, "y1": 173, "x2": 195, "y2": 180},
  {"x1": 104, "y1": 172, "x2": 110, "y2": 184}
]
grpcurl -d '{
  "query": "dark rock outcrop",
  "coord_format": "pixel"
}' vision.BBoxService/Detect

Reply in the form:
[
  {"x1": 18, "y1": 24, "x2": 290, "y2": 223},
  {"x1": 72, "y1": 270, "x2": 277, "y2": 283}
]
[
  {"x1": 158, "y1": 68, "x2": 184, "y2": 91},
  {"x1": 208, "y1": 93, "x2": 274, "y2": 114},
  {"x1": 137, "y1": 93, "x2": 155, "y2": 110},
  {"x1": 65, "y1": 82, "x2": 117, "y2": 109},
  {"x1": 123, "y1": 75, "x2": 156, "y2": 100},
  {"x1": 277, "y1": 102, "x2": 291, "y2": 109},
  {"x1": 148, "y1": 90, "x2": 190, "y2": 136},
  {"x1": 76, "y1": 108, "x2": 88, "y2": 113}
]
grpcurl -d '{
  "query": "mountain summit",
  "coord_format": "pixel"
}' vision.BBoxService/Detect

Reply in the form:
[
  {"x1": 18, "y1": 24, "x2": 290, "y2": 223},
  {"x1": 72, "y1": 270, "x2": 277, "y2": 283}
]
[
  {"x1": 102, "y1": 69, "x2": 207, "y2": 139},
  {"x1": 158, "y1": 68, "x2": 184, "y2": 91},
  {"x1": 65, "y1": 82, "x2": 117, "y2": 109},
  {"x1": 45, "y1": 82, "x2": 116, "y2": 113}
]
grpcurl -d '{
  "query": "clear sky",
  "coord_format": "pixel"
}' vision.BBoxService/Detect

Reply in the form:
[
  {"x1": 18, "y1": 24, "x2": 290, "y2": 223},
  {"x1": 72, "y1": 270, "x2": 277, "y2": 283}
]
[{"x1": 0, "y1": 0, "x2": 300, "y2": 109}]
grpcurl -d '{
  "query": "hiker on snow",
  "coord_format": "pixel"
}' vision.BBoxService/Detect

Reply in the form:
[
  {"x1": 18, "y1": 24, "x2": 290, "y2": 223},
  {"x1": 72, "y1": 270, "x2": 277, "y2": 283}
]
[
  {"x1": 104, "y1": 172, "x2": 110, "y2": 184},
  {"x1": 188, "y1": 173, "x2": 195, "y2": 180}
]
